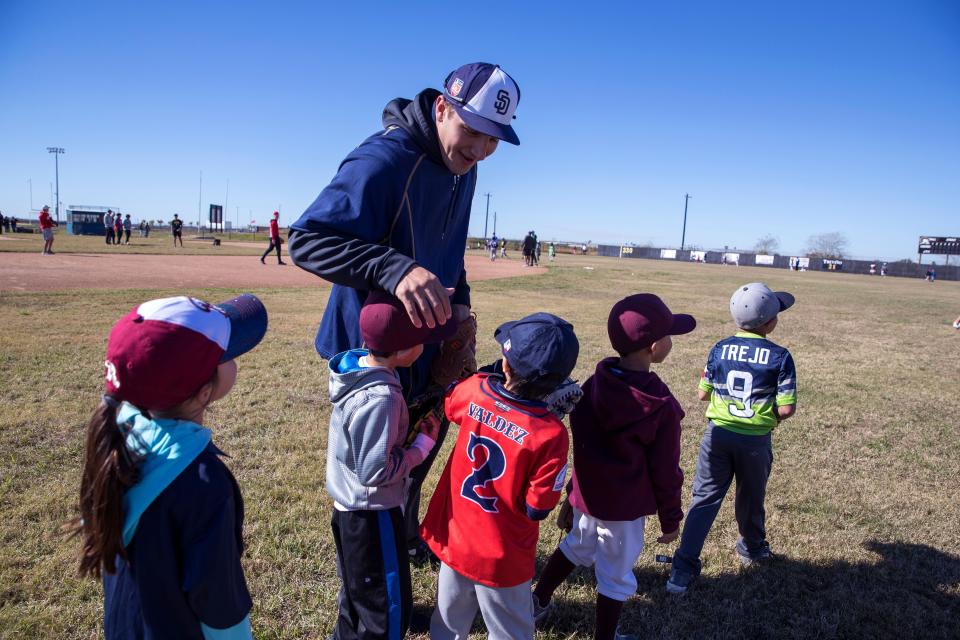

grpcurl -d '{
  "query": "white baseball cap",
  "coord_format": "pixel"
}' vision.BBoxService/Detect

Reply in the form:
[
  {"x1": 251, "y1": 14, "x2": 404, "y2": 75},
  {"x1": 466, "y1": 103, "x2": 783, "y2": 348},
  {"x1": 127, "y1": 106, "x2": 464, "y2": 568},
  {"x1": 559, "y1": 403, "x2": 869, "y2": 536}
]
[{"x1": 444, "y1": 62, "x2": 521, "y2": 145}]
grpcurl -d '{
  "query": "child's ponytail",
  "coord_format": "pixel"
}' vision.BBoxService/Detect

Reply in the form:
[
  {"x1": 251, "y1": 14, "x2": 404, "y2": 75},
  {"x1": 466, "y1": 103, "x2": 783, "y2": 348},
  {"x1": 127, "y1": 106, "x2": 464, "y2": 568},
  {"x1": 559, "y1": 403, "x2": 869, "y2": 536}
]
[{"x1": 71, "y1": 397, "x2": 141, "y2": 578}]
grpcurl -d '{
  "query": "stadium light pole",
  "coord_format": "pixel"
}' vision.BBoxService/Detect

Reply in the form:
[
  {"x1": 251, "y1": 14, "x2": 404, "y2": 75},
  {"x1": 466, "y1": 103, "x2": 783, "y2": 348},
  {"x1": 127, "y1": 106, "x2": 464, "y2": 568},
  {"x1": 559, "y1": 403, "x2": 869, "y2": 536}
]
[
  {"x1": 483, "y1": 193, "x2": 491, "y2": 239},
  {"x1": 47, "y1": 147, "x2": 65, "y2": 223},
  {"x1": 680, "y1": 193, "x2": 691, "y2": 251}
]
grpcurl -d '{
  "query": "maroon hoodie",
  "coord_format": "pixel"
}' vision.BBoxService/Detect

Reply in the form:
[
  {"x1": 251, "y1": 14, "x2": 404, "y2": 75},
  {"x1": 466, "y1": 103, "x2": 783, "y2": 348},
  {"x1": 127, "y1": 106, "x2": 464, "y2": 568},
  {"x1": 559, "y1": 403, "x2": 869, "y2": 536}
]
[{"x1": 568, "y1": 357, "x2": 684, "y2": 533}]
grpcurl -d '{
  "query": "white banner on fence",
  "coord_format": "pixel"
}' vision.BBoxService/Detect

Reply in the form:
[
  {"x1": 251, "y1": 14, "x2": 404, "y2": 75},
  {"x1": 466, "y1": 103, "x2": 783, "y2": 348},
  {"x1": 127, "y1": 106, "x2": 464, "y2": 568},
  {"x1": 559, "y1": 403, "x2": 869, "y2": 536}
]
[
  {"x1": 722, "y1": 252, "x2": 740, "y2": 265},
  {"x1": 689, "y1": 251, "x2": 706, "y2": 262},
  {"x1": 660, "y1": 249, "x2": 677, "y2": 259},
  {"x1": 755, "y1": 254, "x2": 775, "y2": 265}
]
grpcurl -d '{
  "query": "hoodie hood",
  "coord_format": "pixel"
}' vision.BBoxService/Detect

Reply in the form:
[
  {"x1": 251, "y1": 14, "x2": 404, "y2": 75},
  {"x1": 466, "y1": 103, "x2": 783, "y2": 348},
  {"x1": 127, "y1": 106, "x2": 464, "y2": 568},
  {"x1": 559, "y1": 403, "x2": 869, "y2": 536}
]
[
  {"x1": 382, "y1": 88, "x2": 447, "y2": 167},
  {"x1": 583, "y1": 357, "x2": 674, "y2": 432},
  {"x1": 328, "y1": 349, "x2": 401, "y2": 404}
]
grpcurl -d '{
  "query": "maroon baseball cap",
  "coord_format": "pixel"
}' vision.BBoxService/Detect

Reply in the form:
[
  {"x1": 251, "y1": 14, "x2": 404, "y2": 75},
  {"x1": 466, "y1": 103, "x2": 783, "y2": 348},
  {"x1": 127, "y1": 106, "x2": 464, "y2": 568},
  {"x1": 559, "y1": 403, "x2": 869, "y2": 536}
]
[
  {"x1": 360, "y1": 291, "x2": 457, "y2": 352},
  {"x1": 607, "y1": 293, "x2": 696, "y2": 354},
  {"x1": 104, "y1": 294, "x2": 268, "y2": 409}
]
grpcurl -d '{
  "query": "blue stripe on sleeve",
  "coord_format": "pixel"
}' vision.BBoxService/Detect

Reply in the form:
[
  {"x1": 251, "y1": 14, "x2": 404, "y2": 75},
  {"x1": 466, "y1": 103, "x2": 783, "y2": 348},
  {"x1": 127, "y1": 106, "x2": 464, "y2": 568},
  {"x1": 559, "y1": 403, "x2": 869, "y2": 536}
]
[{"x1": 377, "y1": 511, "x2": 401, "y2": 640}]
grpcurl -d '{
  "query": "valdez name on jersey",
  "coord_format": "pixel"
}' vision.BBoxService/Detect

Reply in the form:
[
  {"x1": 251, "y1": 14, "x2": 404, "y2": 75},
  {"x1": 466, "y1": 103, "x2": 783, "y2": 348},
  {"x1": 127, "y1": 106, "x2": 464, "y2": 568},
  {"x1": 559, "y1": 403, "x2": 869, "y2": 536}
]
[{"x1": 420, "y1": 373, "x2": 569, "y2": 588}]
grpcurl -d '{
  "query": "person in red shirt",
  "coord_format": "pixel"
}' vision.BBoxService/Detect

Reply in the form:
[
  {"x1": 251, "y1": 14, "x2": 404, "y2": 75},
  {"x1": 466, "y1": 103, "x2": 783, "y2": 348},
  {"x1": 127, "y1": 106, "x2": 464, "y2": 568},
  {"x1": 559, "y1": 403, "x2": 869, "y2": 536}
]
[
  {"x1": 39, "y1": 205, "x2": 58, "y2": 255},
  {"x1": 420, "y1": 313, "x2": 579, "y2": 640},
  {"x1": 260, "y1": 211, "x2": 286, "y2": 265}
]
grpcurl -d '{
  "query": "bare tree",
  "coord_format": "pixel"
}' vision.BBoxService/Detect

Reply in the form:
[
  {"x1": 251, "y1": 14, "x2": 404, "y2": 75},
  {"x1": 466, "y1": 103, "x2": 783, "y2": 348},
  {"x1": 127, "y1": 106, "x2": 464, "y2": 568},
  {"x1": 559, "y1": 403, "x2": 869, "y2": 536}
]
[
  {"x1": 754, "y1": 234, "x2": 780, "y2": 255},
  {"x1": 806, "y1": 232, "x2": 848, "y2": 259}
]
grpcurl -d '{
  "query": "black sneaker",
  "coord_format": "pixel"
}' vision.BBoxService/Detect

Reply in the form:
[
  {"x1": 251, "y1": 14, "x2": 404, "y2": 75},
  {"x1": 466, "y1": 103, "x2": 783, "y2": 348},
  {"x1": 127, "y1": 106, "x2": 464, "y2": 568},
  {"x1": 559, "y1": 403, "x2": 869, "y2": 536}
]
[
  {"x1": 408, "y1": 540, "x2": 439, "y2": 568},
  {"x1": 738, "y1": 548, "x2": 776, "y2": 568}
]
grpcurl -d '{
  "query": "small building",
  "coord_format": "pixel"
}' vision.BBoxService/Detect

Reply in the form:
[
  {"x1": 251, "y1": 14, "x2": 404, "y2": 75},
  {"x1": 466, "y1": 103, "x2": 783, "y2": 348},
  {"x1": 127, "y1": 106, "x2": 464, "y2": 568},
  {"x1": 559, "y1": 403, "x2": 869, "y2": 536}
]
[{"x1": 66, "y1": 205, "x2": 119, "y2": 236}]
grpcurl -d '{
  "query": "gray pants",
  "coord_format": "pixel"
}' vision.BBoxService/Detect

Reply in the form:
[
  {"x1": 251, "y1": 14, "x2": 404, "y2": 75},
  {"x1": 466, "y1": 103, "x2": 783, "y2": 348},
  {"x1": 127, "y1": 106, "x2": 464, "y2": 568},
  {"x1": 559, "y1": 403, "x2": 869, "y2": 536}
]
[
  {"x1": 430, "y1": 562, "x2": 534, "y2": 640},
  {"x1": 673, "y1": 423, "x2": 773, "y2": 576}
]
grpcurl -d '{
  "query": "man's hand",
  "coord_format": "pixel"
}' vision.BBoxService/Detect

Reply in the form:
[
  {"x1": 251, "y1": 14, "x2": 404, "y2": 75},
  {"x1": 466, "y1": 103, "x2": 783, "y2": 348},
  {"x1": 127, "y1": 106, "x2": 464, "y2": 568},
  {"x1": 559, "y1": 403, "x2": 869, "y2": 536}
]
[
  {"x1": 393, "y1": 266, "x2": 453, "y2": 328},
  {"x1": 657, "y1": 527, "x2": 679, "y2": 544}
]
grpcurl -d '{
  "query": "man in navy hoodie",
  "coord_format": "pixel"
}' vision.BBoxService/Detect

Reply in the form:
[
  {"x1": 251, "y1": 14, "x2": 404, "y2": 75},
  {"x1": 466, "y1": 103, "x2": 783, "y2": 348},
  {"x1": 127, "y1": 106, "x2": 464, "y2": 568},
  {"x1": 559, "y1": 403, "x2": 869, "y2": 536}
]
[{"x1": 289, "y1": 62, "x2": 522, "y2": 557}]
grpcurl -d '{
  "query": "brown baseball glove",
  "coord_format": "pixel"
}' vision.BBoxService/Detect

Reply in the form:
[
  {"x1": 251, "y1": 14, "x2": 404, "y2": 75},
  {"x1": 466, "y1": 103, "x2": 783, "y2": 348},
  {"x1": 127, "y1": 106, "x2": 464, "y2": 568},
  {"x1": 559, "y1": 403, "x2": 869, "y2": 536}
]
[{"x1": 430, "y1": 312, "x2": 478, "y2": 388}]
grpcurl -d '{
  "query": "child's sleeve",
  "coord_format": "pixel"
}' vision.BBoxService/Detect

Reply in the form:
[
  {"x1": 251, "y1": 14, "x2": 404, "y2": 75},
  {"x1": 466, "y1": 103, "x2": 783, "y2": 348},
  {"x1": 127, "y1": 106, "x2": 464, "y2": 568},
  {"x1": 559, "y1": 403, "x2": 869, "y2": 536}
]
[
  {"x1": 647, "y1": 402, "x2": 684, "y2": 534},
  {"x1": 522, "y1": 426, "x2": 569, "y2": 520},
  {"x1": 776, "y1": 351, "x2": 797, "y2": 406},
  {"x1": 353, "y1": 389, "x2": 428, "y2": 486},
  {"x1": 180, "y1": 466, "x2": 253, "y2": 637},
  {"x1": 698, "y1": 346, "x2": 717, "y2": 394}
]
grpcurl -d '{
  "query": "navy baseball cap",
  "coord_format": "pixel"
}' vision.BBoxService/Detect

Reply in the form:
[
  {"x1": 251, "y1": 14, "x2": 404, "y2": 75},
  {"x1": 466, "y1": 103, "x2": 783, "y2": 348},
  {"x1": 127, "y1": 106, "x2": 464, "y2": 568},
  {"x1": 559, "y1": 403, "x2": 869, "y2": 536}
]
[
  {"x1": 494, "y1": 313, "x2": 579, "y2": 388},
  {"x1": 444, "y1": 62, "x2": 521, "y2": 145}
]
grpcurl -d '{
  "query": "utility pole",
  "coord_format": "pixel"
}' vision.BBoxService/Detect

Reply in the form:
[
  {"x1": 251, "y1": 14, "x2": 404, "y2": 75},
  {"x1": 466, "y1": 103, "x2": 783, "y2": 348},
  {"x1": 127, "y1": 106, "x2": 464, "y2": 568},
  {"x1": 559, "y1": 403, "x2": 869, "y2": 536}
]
[
  {"x1": 224, "y1": 178, "x2": 229, "y2": 234},
  {"x1": 681, "y1": 193, "x2": 691, "y2": 251},
  {"x1": 483, "y1": 193, "x2": 492, "y2": 239},
  {"x1": 47, "y1": 147, "x2": 65, "y2": 223},
  {"x1": 198, "y1": 171, "x2": 203, "y2": 233},
  {"x1": 27, "y1": 178, "x2": 33, "y2": 210},
  {"x1": 493, "y1": 211, "x2": 497, "y2": 235}
]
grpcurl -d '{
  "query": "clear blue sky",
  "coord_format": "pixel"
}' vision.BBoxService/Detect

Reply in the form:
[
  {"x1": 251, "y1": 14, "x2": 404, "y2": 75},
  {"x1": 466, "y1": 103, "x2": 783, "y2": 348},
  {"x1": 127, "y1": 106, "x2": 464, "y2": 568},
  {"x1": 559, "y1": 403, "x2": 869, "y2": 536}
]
[{"x1": 2, "y1": 1, "x2": 957, "y2": 260}]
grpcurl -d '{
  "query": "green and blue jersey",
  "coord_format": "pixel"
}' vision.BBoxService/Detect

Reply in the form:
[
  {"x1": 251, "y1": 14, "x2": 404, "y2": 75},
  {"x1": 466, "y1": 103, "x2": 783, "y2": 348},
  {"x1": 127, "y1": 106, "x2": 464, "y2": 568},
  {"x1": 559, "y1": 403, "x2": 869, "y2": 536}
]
[{"x1": 699, "y1": 331, "x2": 797, "y2": 435}]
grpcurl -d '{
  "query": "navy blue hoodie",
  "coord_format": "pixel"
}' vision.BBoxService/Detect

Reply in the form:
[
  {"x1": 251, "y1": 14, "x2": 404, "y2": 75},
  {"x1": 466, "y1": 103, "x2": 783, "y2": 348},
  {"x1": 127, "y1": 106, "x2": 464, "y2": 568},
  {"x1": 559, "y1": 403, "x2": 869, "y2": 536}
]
[{"x1": 288, "y1": 89, "x2": 475, "y2": 401}]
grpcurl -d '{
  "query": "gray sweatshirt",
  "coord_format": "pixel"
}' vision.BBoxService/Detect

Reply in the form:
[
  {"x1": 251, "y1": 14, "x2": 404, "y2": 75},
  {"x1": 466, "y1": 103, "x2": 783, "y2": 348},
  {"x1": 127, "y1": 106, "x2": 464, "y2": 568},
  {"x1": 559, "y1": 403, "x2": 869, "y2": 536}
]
[{"x1": 326, "y1": 349, "x2": 433, "y2": 510}]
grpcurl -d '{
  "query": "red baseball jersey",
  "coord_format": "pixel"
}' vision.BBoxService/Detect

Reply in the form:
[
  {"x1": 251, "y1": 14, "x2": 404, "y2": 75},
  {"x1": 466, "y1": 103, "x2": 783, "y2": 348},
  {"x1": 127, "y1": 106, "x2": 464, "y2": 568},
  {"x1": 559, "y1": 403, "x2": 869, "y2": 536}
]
[
  {"x1": 38, "y1": 210, "x2": 54, "y2": 229},
  {"x1": 269, "y1": 218, "x2": 279, "y2": 239},
  {"x1": 420, "y1": 373, "x2": 569, "y2": 587}
]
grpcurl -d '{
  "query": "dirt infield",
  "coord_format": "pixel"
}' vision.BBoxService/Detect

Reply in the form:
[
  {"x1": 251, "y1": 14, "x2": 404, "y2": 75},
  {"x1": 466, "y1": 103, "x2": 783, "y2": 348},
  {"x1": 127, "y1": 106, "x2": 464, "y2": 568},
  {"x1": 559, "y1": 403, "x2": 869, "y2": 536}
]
[{"x1": 0, "y1": 252, "x2": 544, "y2": 292}]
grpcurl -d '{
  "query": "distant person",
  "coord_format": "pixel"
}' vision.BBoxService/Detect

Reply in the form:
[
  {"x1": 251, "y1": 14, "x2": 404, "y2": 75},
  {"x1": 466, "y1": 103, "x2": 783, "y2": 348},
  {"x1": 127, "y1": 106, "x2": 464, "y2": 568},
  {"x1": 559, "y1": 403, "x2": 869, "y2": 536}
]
[
  {"x1": 171, "y1": 214, "x2": 184, "y2": 247},
  {"x1": 500, "y1": 238, "x2": 507, "y2": 258},
  {"x1": 114, "y1": 215, "x2": 124, "y2": 248},
  {"x1": 869, "y1": 263, "x2": 877, "y2": 275},
  {"x1": 880, "y1": 262, "x2": 888, "y2": 277},
  {"x1": 522, "y1": 231, "x2": 535, "y2": 266},
  {"x1": 581, "y1": 243, "x2": 587, "y2": 255},
  {"x1": 123, "y1": 214, "x2": 132, "y2": 244},
  {"x1": 138, "y1": 220, "x2": 145, "y2": 237},
  {"x1": 9, "y1": 216, "x2": 17, "y2": 233},
  {"x1": 667, "y1": 283, "x2": 797, "y2": 594},
  {"x1": 0, "y1": 211, "x2": 4, "y2": 234},
  {"x1": 104, "y1": 210, "x2": 115, "y2": 245},
  {"x1": 548, "y1": 241, "x2": 556, "y2": 261},
  {"x1": 260, "y1": 211, "x2": 286, "y2": 265},
  {"x1": 535, "y1": 241, "x2": 542, "y2": 265},
  {"x1": 488, "y1": 234, "x2": 498, "y2": 261},
  {"x1": 144, "y1": 221, "x2": 151, "y2": 238},
  {"x1": 39, "y1": 205, "x2": 58, "y2": 255}
]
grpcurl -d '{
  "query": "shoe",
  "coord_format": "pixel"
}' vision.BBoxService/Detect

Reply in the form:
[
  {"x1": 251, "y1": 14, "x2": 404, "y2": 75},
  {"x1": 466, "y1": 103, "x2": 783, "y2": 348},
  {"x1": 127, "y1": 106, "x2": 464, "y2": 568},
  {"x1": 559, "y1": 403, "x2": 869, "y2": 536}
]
[
  {"x1": 47, "y1": 251, "x2": 55, "y2": 255},
  {"x1": 738, "y1": 548, "x2": 775, "y2": 568},
  {"x1": 260, "y1": 258, "x2": 265, "y2": 264},
  {"x1": 532, "y1": 592, "x2": 552, "y2": 626},
  {"x1": 408, "y1": 540, "x2": 439, "y2": 568},
  {"x1": 278, "y1": 261, "x2": 287, "y2": 265},
  {"x1": 666, "y1": 568, "x2": 695, "y2": 595},
  {"x1": 614, "y1": 628, "x2": 640, "y2": 640}
]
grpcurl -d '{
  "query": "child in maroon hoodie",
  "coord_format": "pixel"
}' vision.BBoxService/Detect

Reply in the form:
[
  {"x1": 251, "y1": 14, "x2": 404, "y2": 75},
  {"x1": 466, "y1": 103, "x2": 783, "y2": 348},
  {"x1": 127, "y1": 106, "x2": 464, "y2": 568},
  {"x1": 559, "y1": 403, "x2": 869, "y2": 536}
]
[{"x1": 531, "y1": 293, "x2": 695, "y2": 640}]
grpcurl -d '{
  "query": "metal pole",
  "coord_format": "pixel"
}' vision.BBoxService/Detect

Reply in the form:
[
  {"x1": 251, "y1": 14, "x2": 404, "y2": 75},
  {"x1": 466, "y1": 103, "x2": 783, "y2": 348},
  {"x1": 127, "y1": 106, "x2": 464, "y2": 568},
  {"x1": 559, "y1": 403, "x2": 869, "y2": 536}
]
[
  {"x1": 681, "y1": 193, "x2": 691, "y2": 251},
  {"x1": 27, "y1": 179, "x2": 33, "y2": 210},
  {"x1": 493, "y1": 211, "x2": 497, "y2": 235},
  {"x1": 224, "y1": 178, "x2": 229, "y2": 235},
  {"x1": 54, "y1": 153, "x2": 59, "y2": 223},
  {"x1": 483, "y1": 193, "x2": 491, "y2": 239}
]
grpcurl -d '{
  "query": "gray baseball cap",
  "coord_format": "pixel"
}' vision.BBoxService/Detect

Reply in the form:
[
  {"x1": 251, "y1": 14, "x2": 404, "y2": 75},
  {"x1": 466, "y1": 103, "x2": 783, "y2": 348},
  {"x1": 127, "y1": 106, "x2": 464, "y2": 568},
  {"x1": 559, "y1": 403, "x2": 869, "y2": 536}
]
[{"x1": 730, "y1": 283, "x2": 795, "y2": 329}]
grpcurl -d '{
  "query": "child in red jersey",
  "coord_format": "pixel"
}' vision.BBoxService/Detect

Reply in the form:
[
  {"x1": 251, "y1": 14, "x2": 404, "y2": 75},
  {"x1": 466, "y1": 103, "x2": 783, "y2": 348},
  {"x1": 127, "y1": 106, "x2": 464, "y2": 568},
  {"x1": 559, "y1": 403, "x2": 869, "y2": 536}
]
[
  {"x1": 532, "y1": 294, "x2": 695, "y2": 640},
  {"x1": 420, "y1": 313, "x2": 579, "y2": 640}
]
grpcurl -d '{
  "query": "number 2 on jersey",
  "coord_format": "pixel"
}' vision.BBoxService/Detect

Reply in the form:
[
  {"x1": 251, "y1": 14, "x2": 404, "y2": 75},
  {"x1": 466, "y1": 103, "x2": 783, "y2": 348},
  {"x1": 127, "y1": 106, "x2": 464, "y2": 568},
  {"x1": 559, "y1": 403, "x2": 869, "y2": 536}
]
[
  {"x1": 726, "y1": 370, "x2": 755, "y2": 418},
  {"x1": 460, "y1": 433, "x2": 507, "y2": 513}
]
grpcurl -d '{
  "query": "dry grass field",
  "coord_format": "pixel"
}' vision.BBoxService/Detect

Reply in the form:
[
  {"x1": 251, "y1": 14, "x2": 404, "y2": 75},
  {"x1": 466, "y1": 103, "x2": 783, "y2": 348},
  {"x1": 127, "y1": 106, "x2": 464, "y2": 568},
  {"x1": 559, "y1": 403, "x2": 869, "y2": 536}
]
[{"x1": 1, "y1": 249, "x2": 958, "y2": 638}]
